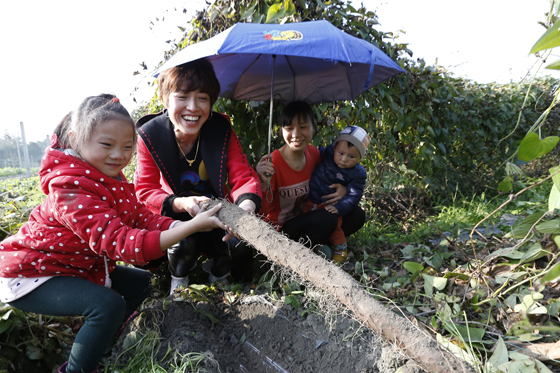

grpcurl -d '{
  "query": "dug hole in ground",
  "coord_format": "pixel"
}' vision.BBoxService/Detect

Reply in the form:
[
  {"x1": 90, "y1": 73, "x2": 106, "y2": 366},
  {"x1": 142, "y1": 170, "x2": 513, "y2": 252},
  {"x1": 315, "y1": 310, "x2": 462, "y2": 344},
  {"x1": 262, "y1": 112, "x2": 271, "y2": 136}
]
[{"x1": 110, "y1": 200, "x2": 475, "y2": 373}]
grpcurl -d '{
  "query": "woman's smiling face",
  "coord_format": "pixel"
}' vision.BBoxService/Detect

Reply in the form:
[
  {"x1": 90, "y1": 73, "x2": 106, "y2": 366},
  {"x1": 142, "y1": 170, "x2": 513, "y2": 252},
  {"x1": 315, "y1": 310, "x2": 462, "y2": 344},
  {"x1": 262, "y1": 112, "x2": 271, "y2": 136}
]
[
  {"x1": 166, "y1": 89, "x2": 211, "y2": 139},
  {"x1": 282, "y1": 115, "x2": 314, "y2": 153}
]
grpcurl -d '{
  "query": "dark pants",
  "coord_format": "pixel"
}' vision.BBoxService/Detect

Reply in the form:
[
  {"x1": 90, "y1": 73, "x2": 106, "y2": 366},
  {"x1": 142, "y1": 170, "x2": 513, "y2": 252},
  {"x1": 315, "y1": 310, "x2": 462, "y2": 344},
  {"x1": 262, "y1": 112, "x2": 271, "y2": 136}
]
[
  {"x1": 167, "y1": 228, "x2": 253, "y2": 282},
  {"x1": 281, "y1": 206, "x2": 366, "y2": 247},
  {"x1": 9, "y1": 266, "x2": 152, "y2": 373}
]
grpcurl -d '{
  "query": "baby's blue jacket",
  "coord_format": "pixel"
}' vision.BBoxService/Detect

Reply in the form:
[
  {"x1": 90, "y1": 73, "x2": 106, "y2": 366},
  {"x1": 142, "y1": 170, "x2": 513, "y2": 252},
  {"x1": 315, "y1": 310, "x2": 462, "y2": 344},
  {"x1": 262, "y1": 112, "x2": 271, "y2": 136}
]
[{"x1": 308, "y1": 144, "x2": 367, "y2": 216}]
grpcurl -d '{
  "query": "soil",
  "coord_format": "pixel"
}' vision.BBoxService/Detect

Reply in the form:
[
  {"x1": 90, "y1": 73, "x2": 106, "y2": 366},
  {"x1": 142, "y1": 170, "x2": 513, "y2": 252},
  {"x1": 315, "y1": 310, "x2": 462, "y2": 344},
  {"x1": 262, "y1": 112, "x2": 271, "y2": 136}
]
[{"x1": 110, "y1": 291, "x2": 423, "y2": 373}]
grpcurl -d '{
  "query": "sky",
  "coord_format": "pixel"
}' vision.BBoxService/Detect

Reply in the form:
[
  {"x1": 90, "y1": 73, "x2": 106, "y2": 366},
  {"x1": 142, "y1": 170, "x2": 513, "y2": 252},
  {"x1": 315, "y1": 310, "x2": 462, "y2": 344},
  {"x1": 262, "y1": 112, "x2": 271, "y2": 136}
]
[{"x1": 0, "y1": 0, "x2": 556, "y2": 143}]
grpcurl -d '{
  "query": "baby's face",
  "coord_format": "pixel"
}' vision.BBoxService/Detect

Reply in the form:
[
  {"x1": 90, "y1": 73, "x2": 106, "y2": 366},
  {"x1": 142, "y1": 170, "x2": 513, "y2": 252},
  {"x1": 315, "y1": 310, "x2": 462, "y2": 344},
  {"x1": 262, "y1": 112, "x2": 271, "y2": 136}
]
[{"x1": 333, "y1": 141, "x2": 361, "y2": 169}]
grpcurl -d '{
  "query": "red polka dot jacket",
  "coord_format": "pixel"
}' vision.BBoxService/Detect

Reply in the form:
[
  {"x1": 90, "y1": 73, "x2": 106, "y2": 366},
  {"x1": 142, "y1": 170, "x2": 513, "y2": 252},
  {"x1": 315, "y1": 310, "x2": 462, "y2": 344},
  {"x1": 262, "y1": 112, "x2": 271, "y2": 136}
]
[{"x1": 0, "y1": 138, "x2": 173, "y2": 285}]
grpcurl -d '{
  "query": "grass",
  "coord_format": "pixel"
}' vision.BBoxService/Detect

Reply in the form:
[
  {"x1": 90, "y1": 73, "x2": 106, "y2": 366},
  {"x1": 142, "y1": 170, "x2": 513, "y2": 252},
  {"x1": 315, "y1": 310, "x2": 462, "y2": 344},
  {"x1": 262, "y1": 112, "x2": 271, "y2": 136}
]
[
  {"x1": 0, "y1": 167, "x2": 40, "y2": 177},
  {"x1": 1, "y1": 171, "x2": 560, "y2": 372}
]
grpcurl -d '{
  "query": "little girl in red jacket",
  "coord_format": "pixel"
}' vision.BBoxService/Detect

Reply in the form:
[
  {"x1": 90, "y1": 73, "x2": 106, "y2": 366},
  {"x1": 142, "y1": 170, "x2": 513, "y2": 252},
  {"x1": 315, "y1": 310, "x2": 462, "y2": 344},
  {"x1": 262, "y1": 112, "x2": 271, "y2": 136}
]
[{"x1": 0, "y1": 94, "x2": 227, "y2": 373}]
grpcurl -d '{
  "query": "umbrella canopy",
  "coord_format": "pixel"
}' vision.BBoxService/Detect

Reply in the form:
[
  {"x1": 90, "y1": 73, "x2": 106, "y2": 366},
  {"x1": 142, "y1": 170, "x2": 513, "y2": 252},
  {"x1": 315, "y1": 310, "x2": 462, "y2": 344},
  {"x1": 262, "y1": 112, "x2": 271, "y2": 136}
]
[{"x1": 154, "y1": 20, "x2": 405, "y2": 104}]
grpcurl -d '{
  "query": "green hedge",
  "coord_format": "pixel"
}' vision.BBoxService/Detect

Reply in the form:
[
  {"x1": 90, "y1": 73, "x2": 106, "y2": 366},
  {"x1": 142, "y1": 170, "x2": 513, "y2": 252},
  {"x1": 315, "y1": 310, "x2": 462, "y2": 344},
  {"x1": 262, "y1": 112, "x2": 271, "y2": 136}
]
[{"x1": 140, "y1": 0, "x2": 557, "y2": 199}]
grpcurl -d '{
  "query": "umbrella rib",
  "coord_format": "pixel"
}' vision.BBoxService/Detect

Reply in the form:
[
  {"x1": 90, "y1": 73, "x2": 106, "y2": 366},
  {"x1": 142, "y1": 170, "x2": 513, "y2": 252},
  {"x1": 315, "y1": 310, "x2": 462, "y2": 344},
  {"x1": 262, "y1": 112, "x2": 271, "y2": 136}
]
[{"x1": 284, "y1": 56, "x2": 296, "y2": 103}]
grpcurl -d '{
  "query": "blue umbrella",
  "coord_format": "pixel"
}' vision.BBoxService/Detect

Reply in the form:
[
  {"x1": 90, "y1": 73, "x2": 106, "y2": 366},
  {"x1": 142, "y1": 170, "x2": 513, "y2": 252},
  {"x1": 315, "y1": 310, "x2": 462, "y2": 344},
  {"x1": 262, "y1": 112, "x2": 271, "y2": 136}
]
[{"x1": 155, "y1": 20, "x2": 404, "y2": 151}]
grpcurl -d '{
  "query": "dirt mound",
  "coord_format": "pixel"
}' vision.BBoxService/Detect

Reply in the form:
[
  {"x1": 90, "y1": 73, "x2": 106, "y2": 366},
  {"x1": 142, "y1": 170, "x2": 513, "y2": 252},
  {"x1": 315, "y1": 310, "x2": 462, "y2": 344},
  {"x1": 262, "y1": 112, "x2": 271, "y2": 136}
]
[{"x1": 110, "y1": 291, "x2": 423, "y2": 372}]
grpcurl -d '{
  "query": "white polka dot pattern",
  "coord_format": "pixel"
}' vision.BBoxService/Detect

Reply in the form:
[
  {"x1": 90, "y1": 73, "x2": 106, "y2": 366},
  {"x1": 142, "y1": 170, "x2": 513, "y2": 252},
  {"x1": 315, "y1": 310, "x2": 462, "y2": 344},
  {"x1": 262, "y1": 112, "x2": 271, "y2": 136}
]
[{"x1": 0, "y1": 147, "x2": 175, "y2": 285}]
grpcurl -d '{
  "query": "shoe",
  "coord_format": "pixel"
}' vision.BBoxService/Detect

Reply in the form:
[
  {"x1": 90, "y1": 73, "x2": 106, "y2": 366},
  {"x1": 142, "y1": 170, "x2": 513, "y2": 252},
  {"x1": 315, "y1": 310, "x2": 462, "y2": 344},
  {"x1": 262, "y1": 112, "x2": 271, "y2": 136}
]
[
  {"x1": 332, "y1": 243, "x2": 348, "y2": 263},
  {"x1": 202, "y1": 259, "x2": 229, "y2": 284},
  {"x1": 332, "y1": 249, "x2": 348, "y2": 263},
  {"x1": 118, "y1": 311, "x2": 139, "y2": 337},
  {"x1": 58, "y1": 362, "x2": 68, "y2": 373},
  {"x1": 58, "y1": 361, "x2": 97, "y2": 373},
  {"x1": 314, "y1": 245, "x2": 332, "y2": 260},
  {"x1": 170, "y1": 275, "x2": 189, "y2": 295}
]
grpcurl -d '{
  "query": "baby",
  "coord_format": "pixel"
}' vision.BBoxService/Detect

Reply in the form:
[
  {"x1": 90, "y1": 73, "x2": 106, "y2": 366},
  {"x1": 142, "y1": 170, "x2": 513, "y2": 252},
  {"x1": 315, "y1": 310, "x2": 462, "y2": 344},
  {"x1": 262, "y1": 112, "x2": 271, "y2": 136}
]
[{"x1": 306, "y1": 125, "x2": 370, "y2": 262}]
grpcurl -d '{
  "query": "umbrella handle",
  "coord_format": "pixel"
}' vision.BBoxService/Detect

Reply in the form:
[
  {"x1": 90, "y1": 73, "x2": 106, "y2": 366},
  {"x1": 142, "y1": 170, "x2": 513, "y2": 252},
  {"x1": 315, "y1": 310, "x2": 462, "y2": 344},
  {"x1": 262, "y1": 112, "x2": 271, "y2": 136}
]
[
  {"x1": 265, "y1": 175, "x2": 273, "y2": 203},
  {"x1": 265, "y1": 55, "x2": 276, "y2": 204},
  {"x1": 267, "y1": 55, "x2": 276, "y2": 155}
]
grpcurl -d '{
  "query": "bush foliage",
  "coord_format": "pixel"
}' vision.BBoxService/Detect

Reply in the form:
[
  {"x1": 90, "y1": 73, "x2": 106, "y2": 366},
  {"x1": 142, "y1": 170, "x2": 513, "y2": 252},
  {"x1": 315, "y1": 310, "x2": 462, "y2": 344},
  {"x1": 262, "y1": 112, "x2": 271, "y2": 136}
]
[{"x1": 137, "y1": 0, "x2": 558, "y2": 201}]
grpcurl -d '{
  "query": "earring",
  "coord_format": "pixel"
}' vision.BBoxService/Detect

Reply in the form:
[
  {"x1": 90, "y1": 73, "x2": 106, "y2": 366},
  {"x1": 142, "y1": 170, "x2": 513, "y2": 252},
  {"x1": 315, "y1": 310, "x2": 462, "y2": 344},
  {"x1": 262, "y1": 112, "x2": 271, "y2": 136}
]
[{"x1": 163, "y1": 109, "x2": 169, "y2": 118}]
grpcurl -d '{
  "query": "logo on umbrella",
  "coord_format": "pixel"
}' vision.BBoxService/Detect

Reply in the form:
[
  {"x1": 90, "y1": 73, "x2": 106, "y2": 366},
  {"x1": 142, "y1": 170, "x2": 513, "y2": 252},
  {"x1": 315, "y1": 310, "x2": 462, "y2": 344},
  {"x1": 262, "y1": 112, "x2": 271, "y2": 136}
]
[{"x1": 263, "y1": 30, "x2": 303, "y2": 41}]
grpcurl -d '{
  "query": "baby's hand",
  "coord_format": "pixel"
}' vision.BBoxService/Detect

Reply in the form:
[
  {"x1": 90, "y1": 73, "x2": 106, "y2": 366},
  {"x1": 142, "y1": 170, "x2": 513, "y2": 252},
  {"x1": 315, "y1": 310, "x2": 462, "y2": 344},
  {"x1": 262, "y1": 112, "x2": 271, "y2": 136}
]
[
  {"x1": 192, "y1": 203, "x2": 227, "y2": 232},
  {"x1": 325, "y1": 205, "x2": 338, "y2": 214}
]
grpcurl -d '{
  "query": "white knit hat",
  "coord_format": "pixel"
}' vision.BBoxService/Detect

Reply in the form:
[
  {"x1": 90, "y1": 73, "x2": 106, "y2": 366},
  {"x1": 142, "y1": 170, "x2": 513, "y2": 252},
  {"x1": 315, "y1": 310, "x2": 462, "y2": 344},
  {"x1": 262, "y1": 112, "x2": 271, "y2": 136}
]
[{"x1": 335, "y1": 125, "x2": 371, "y2": 158}]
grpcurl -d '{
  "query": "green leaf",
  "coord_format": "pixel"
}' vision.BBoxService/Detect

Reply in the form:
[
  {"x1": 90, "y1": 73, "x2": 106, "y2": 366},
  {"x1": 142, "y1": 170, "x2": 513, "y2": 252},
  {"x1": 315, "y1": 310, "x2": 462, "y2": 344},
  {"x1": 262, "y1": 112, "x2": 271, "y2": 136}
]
[
  {"x1": 382, "y1": 282, "x2": 401, "y2": 290},
  {"x1": 433, "y1": 277, "x2": 447, "y2": 290},
  {"x1": 530, "y1": 18, "x2": 560, "y2": 53},
  {"x1": 240, "y1": 3, "x2": 257, "y2": 20},
  {"x1": 536, "y1": 218, "x2": 560, "y2": 234},
  {"x1": 489, "y1": 247, "x2": 524, "y2": 260},
  {"x1": 517, "y1": 333, "x2": 543, "y2": 342},
  {"x1": 546, "y1": 58, "x2": 560, "y2": 70},
  {"x1": 486, "y1": 337, "x2": 508, "y2": 372},
  {"x1": 266, "y1": 3, "x2": 286, "y2": 23},
  {"x1": 517, "y1": 132, "x2": 560, "y2": 162},
  {"x1": 514, "y1": 293, "x2": 547, "y2": 314},
  {"x1": 209, "y1": 8, "x2": 219, "y2": 23},
  {"x1": 451, "y1": 324, "x2": 486, "y2": 343},
  {"x1": 122, "y1": 330, "x2": 140, "y2": 350},
  {"x1": 506, "y1": 162, "x2": 523, "y2": 176},
  {"x1": 499, "y1": 353, "x2": 554, "y2": 373},
  {"x1": 554, "y1": 234, "x2": 560, "y2": 248},
  {"x1": 0, "y1": 319, "x2": 12, "y2": 334},
  {"x1": 1, "y1": 309, "x2": 12, "y2": 321},
  {"x1": 422, "y1": 274, "x2": 434, "y2": 297},
  {"x1": 422, "y1": 274, "x2": 447, "y2": 296},
  {"x1": 284, "y1": 0, "x2": 295, "y2": 13},
  {"x1": 550, "y1": 165, "x2": 560, "y2": 187},
  {"x1": 163, "y1": 300, "x2": 172, "y2": 310},
  {"x1": 189, "y1": 284, "x2": 209, "y2": 291},
  {"x1": 510, "y1": 353, "x2": 554, "y2": 373},
  {"x1": 549, "y1": 184, "x2": 560, "y2": 212},
  {"x1": 425, "y1": 253, "x2": 443, "y2": 269},
  {"x1": 443, "y1": 272, "x2": 470, "y2": 281},
  {"x1": 518, "y1": 242, "x2": 549, "y2": 265},
  {"x1": 193, "y1": 309, "x2": 220, "y2": 325},
  {"x1": 505, "y1": 210, "x2": 547, "y2": 239},
  {"x1": 497, "y1": 176, "x2": 512, "y2": 193},
  {"x1": 26, "y1": 345, "x2": 44, "y2": 360},
  {"x1": 540, "y1": 261, "x2": 560, "y2": 284},
  {"x1": 403, "y1": 261, "x2": 424, "y2": 273},
  {"x1": 436, "y1": 333, "x2": 478, "y2": 367},
  {"x1": 496, "y1": 271, "x2": 528, "y2": 284}
]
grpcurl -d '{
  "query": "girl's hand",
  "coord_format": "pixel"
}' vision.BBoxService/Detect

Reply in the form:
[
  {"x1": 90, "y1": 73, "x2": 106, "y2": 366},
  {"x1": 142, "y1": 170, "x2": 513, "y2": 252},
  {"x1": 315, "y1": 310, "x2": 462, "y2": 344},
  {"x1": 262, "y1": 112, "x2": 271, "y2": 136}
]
[
  {"x1": 173, "y1": 196, "x2": 211, "y2": 217},
  {"x1": 159, "y1": 203, "x2": 226, "y2": 251},
  {"x1": 256, "y1": 154, "x2": 274, "y2": 191},
  {"x1": 192, "y1": 203, "x2": 227, "y2": 232},
  {"x1": 322, "y1": 183, "x2": 347, "y2": 206}
]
